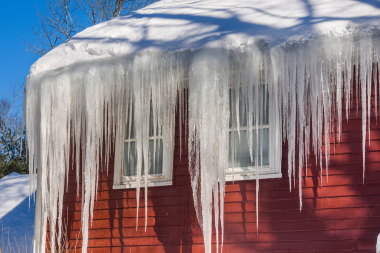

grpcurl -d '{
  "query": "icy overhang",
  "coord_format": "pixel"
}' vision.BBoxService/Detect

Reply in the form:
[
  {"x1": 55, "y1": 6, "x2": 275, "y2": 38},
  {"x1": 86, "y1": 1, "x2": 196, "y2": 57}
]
[{"x1": 29, "y1": 0, "x2": 380, "y2": 76}]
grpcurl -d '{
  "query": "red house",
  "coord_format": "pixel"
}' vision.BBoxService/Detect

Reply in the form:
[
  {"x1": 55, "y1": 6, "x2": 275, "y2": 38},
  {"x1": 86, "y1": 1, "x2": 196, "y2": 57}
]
[{"x1": 26, "y1": 0, "x2": 380, "y2": 252}]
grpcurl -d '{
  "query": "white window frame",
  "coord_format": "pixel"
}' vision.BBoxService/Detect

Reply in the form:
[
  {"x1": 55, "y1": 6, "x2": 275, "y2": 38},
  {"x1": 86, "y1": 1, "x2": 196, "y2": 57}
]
[
  {"x1": 113, "y1": 104, "x2": 174, "y2": 190},
  {"x1": 225, "y1": 88, "x2": 282, "y2": 182},
  {"x1": 121, "y1": 137, "x2": 174, "y2": 188}
]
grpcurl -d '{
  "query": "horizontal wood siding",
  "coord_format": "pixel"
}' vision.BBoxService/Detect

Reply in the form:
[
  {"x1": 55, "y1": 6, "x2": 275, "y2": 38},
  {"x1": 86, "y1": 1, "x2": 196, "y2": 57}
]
[{"x1": 54, "y1": 96, "x2": 380, "y2": 252}]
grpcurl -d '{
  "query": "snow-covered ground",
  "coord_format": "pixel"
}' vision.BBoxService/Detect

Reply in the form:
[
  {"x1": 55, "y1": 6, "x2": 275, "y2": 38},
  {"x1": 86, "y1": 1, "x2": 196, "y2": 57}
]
[{"x1": 0, "y1": 173, "x2": 36, "y2": 251}]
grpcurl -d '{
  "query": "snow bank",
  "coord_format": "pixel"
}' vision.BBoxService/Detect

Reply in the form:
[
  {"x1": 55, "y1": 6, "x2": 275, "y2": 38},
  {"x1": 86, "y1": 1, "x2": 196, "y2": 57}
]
[
  {"x1": 0, "y1": 173, "x2": 36, "y2": 250},
  {"x1": 29, "y1": 0, "x2": 380, "y2": 76}
]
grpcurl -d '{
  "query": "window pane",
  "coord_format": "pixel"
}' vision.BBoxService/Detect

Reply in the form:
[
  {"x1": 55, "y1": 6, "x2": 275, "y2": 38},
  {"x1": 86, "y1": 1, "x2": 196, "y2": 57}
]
[
  {"x1": 229, "y1": 87, "x2": 269, "y2": 128},
  {"x1": 229, "y1": 89, "x2": 247, "y2": 127},
  {"x1": 125, "y1": 102, "x2": 161, "y2": 139},
  {"x1": 262, "y1": 88, "x2": 269, "y2": 125},
  {"x1": 148, "y1": 106, "x2": 161, "y2": 137},
  {"x1": 126, "y1": 104, "x2": 135, "y2": 139},
  {"x1": 228, "y1": 128, "x2": 269, "y2": 168},
  {"x1": 124, "y1": 142, "x2": 137, "y2": 176},
  {"x1": 148, "y1": 139, "x2": 163, "y2": 175},
  {"x1": 123, "y1": 139, "x2": 163, "y2": 176}
]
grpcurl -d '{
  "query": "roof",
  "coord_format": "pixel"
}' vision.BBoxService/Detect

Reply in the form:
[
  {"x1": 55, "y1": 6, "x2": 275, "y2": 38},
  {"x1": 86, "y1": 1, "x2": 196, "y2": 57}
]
[{"x1": 30, "y1": 0, "x2": 380, "y2": 75}]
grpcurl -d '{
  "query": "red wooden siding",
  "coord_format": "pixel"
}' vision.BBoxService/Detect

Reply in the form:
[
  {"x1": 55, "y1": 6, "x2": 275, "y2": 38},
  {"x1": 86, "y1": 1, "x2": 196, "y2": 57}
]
[{"x1": 53, "y1": 95, "x2": 380, "y2": 253}]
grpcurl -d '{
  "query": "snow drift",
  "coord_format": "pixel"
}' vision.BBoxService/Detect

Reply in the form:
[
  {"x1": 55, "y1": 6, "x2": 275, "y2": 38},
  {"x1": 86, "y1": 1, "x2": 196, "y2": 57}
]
[{"x1": 0, "y1": 173, "x2": 36, "y2": 250}]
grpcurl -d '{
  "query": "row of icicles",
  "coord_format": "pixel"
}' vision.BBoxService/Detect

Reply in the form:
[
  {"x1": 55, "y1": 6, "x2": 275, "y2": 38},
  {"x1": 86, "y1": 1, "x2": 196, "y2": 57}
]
[{"x1": 24, "y1": 36, "x2": 380, "y2": 253}]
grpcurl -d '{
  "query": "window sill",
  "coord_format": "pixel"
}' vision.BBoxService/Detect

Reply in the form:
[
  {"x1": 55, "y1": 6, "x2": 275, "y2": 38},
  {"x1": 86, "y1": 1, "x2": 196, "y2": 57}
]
[
  {"x1": 225, "y1": 166, "x2": 282, "y2": 181},
  {"x1": 113, "y1": 180, "x2": 173, "y2": 189}
]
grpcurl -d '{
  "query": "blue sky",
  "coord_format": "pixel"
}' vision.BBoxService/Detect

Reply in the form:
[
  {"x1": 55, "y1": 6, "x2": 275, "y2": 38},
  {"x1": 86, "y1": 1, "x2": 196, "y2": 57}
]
[{"x1": 0, "y1": 1, "x2": 45, "y2": 95}]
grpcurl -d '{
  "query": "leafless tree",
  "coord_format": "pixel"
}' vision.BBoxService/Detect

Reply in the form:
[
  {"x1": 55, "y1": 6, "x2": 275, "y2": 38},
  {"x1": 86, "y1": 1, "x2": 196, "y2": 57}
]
[
  {"x1": 0, "y1": 81, "x2": 24, "y2": 155},
  {"x1": 0, "y1": 80, "x2": 27, "y2": 179},
  {"x1": 77, "y1": 0, "x2": 129, "y2": 25},
  {"x1": 25, "y1": 0, "x2": 159, "y2": 56},
  {"x1": 24, "y1": 0, "x2": 79, "y2": 56}
]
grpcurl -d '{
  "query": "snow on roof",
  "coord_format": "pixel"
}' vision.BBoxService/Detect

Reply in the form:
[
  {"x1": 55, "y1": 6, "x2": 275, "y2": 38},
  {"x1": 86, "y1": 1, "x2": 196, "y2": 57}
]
[
  {"x1": 0, "y1": 173, "x2": 36, "y2": 249},
  {"x1": 30, "y1": 0, "x2": 380, "y2": 76}
]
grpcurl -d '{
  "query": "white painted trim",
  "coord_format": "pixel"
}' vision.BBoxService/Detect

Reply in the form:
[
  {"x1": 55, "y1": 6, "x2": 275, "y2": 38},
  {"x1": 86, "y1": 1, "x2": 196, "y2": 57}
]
[
  {"x1": 226, "y1": 171, "x2": 282, "y2": 181},
  {"x1": 113, "y1": 180, "x2": 173, "y2": 189}
]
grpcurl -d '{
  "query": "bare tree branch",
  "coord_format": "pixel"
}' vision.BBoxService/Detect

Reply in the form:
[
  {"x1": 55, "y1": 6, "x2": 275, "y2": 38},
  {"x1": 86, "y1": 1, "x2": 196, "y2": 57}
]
[
  {"x1": 24, "y1": 0, "x2": 80, "y2": 56},
  {"x1": 25, "y1": 0, "x2": 159, "y2": 56},
  {"x1": 0, "y1": 80, "x2": 24, "y2": 160}
]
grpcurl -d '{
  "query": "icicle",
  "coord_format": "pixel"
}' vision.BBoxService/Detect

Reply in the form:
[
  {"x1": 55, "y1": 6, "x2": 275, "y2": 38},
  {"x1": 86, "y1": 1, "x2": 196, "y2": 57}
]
[
  {"x1": 25, "y1": 35, "x2": 380, "y2": 253},
  {"x1": 188, "y1": 49, "x2": 229, "y2": 253},
  {"x1": 360, "y1": 39, "x2": 369, "y2": 184}
]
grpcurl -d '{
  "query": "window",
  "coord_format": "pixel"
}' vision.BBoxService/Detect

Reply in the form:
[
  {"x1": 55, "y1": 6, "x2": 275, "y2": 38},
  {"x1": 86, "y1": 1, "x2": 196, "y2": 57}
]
[
  {"x1": 226, "y1": 86, "x2": 282, "y2": 181},
  {"x1": 113, "y1": 86, "x2": 281, "y2": 189},
  {"x1": 113, "y1": 102, "x2": 174, "y2": 189}
]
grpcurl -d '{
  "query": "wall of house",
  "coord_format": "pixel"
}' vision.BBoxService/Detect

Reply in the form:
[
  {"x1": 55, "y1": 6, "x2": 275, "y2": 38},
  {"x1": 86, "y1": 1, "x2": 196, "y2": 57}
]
[{"x1": 53, "y1": 94, "x2": 380, "y2": 253}]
